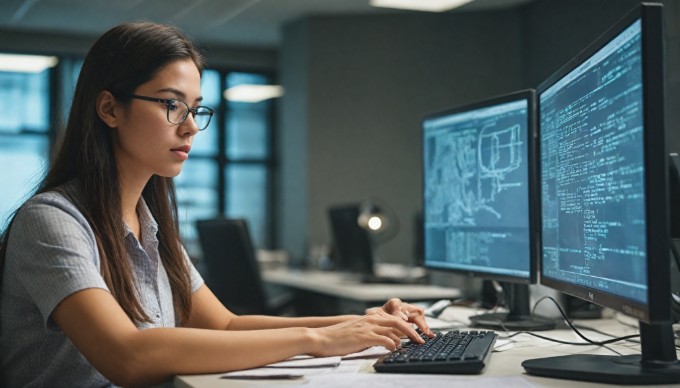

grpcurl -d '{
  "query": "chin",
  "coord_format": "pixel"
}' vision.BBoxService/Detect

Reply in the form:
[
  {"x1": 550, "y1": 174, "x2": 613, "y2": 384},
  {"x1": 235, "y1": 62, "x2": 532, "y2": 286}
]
[{"x1": 157, "y1": 167, "x2": 184, "y2": 178}]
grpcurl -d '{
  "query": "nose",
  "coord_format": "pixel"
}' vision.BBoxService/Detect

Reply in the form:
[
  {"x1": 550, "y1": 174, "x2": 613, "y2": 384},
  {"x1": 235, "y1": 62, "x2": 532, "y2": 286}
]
[{"x1": 178, "y1": 113, "x2": 200, "y2": 137}]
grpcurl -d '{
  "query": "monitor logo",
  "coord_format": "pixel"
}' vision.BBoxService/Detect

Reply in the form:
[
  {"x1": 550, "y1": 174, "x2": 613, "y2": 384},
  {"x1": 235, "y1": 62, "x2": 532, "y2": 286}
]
[{"x1": 588, "y1": 292, "x2": 594, "y2": 301}]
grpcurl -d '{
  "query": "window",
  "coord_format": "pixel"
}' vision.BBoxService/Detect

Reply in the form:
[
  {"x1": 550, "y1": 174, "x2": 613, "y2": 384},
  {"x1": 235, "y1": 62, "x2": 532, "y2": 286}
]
[
  {"x1": 0, "y1": 65, "x2": 51, "y2": 232},
  {"x1": 175, "y1": 69, "x2": 277, "y2": 257},
  {"x1": 0, "y1": 56, "x2": 277, "y2": 258}
]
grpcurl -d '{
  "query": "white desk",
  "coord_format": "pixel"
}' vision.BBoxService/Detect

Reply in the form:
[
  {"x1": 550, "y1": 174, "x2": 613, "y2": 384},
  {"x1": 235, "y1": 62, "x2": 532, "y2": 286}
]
[
  {"x1": 262, "y1": 268, "x2": 461, "y2": 303},
  {"x1": 260, "y1": 268, "x2": 461, "y2": 315},
  {"x1": 174, "y1": 306, "x2": 680, "y2": 388}
]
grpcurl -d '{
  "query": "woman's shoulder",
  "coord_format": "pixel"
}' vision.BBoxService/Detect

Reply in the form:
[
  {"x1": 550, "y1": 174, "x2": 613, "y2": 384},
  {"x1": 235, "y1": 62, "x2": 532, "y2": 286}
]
[{"x1": 15, "y1": 181, "x2": 88, "y2": 229}]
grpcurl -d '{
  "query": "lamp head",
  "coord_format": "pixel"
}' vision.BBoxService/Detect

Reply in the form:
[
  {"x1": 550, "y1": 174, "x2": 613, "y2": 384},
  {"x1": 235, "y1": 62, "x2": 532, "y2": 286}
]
[{"x1": 357, "y1": 201, "x2": 395, "y2": 238}]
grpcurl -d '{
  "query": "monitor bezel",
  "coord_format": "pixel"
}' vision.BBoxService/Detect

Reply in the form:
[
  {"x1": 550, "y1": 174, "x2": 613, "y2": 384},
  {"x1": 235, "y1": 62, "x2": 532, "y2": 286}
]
[
  {"x1": 536, "y1": 3, "x2": 668, "y2": 324},
  {"x1": 421, "y1": 89, "x2": 539, "y2": 285}
]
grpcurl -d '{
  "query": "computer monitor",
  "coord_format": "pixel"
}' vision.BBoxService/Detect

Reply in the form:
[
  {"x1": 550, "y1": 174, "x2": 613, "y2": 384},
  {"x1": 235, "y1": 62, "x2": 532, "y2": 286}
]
[
  {"x1": 328, "y1": 203, "x2": 375, "y2": 275},
  {"x1": 422, "y1": 89, "x2": 554, "y2": 330},
  {"x1": 523, "y1": 3, "x2": 680, "y2": 384}
]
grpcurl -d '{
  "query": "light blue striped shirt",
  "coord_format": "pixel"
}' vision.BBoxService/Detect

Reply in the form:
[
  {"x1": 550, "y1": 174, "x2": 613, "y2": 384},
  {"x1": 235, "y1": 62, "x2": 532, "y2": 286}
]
[{"x1": 0, "y1": 183, "x2": 204, "y2": 387}]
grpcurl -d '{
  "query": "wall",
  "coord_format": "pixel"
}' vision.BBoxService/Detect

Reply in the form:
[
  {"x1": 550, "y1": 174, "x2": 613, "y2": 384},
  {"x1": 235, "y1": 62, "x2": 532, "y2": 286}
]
[
  {"x1": 278, "y1": 20, "x2": 311, "y2": 263},
  {"x1": 279, "y1": 11, "x2": 524, "y2": 265}
]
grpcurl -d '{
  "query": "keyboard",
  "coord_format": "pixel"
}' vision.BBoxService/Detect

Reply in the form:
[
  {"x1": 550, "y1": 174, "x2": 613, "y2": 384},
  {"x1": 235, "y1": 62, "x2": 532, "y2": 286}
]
[{"x1": 373, "y1": 330, "x2": 497, "y2": 374}]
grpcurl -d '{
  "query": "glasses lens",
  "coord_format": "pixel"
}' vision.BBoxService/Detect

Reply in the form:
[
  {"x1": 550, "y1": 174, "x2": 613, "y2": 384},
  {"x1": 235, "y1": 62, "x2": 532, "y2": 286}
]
[
  {"x1": 167, "y1": 100, "x2": 189, "y2": 125},
  {"x1": 194, "y1": 107, "x2": 213, "y2": 130}
]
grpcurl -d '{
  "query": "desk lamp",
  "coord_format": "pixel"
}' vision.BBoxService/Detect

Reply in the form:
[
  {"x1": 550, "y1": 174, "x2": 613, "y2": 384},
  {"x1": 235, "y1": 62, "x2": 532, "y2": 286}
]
[{"x1": 357, "y1": 199, "x2": 400, "y2": 250}]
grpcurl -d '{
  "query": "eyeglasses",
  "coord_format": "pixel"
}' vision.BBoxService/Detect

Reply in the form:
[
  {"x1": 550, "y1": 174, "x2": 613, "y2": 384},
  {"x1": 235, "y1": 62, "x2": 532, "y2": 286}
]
[{"x1": 130, "y1": 94, "x2": 214, "y2": 131}]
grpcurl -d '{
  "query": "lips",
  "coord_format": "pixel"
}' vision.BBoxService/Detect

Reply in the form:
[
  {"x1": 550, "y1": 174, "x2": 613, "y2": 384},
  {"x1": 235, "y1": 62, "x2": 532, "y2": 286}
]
[{"x1": 171, "y1": 145, "x2": 191, "y2": 160}]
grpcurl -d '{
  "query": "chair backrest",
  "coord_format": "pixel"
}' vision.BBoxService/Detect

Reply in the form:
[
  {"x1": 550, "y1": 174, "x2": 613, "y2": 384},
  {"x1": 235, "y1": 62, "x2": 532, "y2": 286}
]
[{"x1": 195, "y1": 218, "x2": 268, "y2": 315}]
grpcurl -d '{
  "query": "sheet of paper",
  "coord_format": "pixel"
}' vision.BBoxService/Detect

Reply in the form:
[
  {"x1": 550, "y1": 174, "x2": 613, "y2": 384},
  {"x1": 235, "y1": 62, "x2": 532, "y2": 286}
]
[
  {"x1": 266, "y1": 354, "x2": 341, "y2": 368},
  {"x1": 221, "y1": 367, "x2": 330, "y2": 379},
  {"x1": 342, "y1": 346, "x2": 391, "y2": 359},
  {"x1": 219, "y1": 354, "x2": 341, "y2": 379}
]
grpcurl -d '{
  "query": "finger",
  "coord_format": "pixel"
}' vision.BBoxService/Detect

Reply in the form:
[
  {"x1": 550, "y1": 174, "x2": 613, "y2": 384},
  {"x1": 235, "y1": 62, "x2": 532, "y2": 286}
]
[
  {"x1": 380, "y1": 301, "x2": 410, "y2": 321},
  {"x1": 396, "y1": 302, "x2": 424, "y2": 322},
  {"x1": 375, "y1": 326, "x2": 404, "y2": 349},
  {"x1": 404, "y1": 307, "x2": 433, "y2": 333},
  {"x1": 372, "y1": 332, "x2": 399, "y2": 351},
  {"x1": 374, "y1": 308, "x2": 408, "y2": 321},
  {"x1": 365, "y1": 306, "x2": 380, "y2": 315},
  {"x1": 409, "y1": 313, "x2": 434, "y2": 337},
  {"x1": 373, "y1": 316, "x2": 423, "y2": 344},
  {"x1": 402, "y1": 303, "x2": 426, "y2": 317}
]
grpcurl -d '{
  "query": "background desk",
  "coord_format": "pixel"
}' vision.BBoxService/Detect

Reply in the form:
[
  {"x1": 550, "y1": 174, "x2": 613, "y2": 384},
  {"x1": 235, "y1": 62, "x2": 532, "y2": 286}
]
[
  {"x1": 261, "y1": 268, "x2": 461, "y2": 315},
  {"x1": 174, "y1": 306, "x2": 680, "y2": 388}
]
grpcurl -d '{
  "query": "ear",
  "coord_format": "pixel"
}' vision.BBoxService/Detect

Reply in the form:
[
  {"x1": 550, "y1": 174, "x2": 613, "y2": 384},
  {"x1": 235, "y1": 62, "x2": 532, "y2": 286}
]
[{"x1": 96, "y1": 90, "x2": 121, "y2": 128}]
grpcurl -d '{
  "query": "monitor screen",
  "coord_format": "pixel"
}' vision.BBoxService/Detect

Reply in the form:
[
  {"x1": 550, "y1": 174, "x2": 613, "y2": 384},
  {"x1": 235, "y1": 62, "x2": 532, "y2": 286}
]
[
  {"x1": 523, "y1": 3, "x2": 680, "y2": 384},
  {"x1": 422, "y1": 91, "x2": 535, "y2": 283},
  {"x1": 538, "y1": 10, "x2": 653, "y2": 321},
  {"x1": 422, "y1": 90, "x2": 554, "y2": 330}
]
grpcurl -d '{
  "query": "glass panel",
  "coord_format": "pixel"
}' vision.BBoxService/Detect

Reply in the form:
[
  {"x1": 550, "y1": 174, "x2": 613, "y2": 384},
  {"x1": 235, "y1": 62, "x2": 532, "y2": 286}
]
[
  {"x1": 175, "y1": 158, "x2": 218, "y2": 258},
  {"x1": 59, "y1": 58, "x2": 83, "y2": 125},
  {"x1": 225, "y1": 164, "x2": 268, "y2": 248},
  {"x1": 190, "y1": 70, "x2": 220, "y2": 156},
  {"x1": 225, "y1": 72, "x2": 271, "y2": 159},
  {"x1": 201, "y1": 69, "x2": 222, "y2": 107},
  {"x1": 0, "y1": 69, "x2": 50, "y2": 134},
  {"x1": 0, "y1": 135, "x2": 49, "y2": 232}
]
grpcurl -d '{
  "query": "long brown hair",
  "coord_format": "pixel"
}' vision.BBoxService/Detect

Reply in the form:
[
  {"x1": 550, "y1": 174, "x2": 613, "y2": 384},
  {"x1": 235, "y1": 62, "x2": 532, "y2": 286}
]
[{"x1": 0, "y1": 22, "x2": 204, "y2": 325}]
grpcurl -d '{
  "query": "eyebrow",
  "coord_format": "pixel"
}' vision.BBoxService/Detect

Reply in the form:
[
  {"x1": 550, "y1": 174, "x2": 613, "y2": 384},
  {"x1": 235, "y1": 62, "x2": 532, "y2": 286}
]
[{"x1": 155, "y1": 87, "x2": 204, "y2": 103}]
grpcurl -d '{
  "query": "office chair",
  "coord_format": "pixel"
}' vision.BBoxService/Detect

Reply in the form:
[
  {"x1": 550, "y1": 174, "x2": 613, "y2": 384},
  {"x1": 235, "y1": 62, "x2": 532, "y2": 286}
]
[{"x1": 196, "y1": 218, "x2": 294, "y2": 316}]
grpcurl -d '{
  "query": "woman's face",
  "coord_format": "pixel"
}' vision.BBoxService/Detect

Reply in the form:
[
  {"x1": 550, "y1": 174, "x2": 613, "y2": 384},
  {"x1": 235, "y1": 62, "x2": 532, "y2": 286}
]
[{"x1": 112, "y1": 59, "x2": 203, "y2": 181}]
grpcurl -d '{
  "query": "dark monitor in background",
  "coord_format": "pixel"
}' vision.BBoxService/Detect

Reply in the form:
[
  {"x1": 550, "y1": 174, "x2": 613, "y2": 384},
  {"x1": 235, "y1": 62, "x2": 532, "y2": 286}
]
[
  {"x1": 422, "y1": 89, "x2": 553, "y2": 331},
  {"x1": 523, "y1": 3, "x2": 680, "y2": 384},
  {"x1": 328, "y1": 204, "x2": 428, "y2": 284},
  {"x1": 413, "y1": 211, "x2": 424, "y2": 267},
  {"x1": 328, "y1": 204, "x2": 375, "y2": 275}
]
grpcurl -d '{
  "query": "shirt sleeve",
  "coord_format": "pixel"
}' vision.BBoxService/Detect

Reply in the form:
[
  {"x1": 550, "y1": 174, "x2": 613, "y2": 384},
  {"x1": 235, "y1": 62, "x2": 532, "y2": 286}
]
[
  {"x1": 182, "y1": 245, "x2": 205, "y2": 293},
  {"x1": 4, "y1": 193, "x2": 109, "y2": 328}
]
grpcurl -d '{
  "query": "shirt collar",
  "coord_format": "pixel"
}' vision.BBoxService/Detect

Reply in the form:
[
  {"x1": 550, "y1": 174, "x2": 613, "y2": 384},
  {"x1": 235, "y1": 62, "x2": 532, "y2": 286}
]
[{"x1": 123, "y1": 197, "x2": 159, "y2": 241}]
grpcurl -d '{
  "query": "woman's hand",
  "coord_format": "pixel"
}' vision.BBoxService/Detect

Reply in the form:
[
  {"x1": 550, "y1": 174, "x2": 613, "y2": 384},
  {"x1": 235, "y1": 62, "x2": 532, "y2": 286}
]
[
  {"x1": 367, "y1": 298, "x2": 434, "y2": 338},
  {"x1": 308, "y1": 311, "x2": 424, "y2": 357}
]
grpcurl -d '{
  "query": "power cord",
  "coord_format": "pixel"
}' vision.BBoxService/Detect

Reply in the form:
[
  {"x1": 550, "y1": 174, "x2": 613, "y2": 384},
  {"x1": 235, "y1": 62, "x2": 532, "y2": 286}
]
[{"x1": 494, "y1": 295, "x2": 640, "y2": 355}]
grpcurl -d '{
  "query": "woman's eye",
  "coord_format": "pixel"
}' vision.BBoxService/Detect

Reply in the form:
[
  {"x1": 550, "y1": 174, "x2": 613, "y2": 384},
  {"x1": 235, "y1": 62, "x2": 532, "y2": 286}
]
[{"x1": 167, "y1": 102, "x2": 178, "y2": 111}]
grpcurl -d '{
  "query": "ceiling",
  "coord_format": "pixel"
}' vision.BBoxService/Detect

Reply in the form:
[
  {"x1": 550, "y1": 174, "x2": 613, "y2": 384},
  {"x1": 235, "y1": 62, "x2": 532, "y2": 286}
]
[{"x1": 0, "y1": 0, "x2": 537, "y2": 48}]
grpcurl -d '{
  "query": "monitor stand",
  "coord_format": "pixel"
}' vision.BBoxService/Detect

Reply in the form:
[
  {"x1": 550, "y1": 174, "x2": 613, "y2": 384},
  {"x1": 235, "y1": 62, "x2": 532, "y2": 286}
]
[
  {"x1": 523, "y1": 321, "x2": 680, "y2": 384},
  {"x1": 469, "y1": 283, "x2": 555, "y2": 331}
]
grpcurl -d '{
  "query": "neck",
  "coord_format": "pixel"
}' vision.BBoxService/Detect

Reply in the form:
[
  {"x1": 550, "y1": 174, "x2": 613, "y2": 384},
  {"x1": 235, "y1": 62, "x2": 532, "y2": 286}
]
[{"x1": 118, "y1": 165, "x2": 151, "y2": 241}]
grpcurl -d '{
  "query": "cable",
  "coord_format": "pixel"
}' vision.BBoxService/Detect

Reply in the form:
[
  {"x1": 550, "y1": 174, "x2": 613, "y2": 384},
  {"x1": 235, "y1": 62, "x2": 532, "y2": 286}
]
[
  {"x1": 491, "y1": 295, "x2": 638, "y2": 356},
  {"x1": 451, "y1": 289, "x2": 641, "y2": 351}
]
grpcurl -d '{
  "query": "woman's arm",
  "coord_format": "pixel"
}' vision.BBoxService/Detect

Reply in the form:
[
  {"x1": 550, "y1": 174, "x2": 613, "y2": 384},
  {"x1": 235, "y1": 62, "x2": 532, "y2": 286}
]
[
  {"x1": 188, "y1": 285, "x2": 433, "y2": 334},
  {"x1": 187, "y1": 284, "x2": 358, "y2": 330},
  {"x1": 187, "y1": 285, "x2": 433, "y2": 334},
  {"x1": 52, "y1": 287, "x2": 420, "y2": 387}
]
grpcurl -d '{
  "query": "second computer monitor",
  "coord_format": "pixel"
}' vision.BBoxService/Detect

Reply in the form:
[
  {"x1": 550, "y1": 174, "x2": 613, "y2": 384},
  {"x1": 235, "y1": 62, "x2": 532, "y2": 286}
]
[{"x1": 422, "y1": 90, "x2": 552, "y2": 330}]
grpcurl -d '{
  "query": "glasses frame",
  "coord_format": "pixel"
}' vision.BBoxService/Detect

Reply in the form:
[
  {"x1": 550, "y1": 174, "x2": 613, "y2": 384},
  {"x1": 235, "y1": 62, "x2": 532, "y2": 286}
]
[{"x1": 130, "y1": 94, "x2": 214, "y2": 131}]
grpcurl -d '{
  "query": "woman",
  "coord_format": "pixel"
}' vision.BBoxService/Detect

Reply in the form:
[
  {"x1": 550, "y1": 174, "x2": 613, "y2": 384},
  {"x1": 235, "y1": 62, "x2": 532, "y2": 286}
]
[{"x1": 0, "y1": 22, "x2": 432, "y2": 387}]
